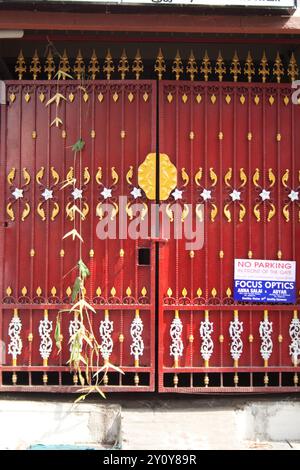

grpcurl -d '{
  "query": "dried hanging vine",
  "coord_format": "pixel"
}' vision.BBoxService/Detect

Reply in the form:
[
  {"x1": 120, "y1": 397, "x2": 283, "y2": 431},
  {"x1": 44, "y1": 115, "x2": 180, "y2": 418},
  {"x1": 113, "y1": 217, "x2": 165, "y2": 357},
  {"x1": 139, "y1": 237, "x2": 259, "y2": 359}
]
[{"x1": 46, "y1": 54, "x2": 123, "y2": 401}]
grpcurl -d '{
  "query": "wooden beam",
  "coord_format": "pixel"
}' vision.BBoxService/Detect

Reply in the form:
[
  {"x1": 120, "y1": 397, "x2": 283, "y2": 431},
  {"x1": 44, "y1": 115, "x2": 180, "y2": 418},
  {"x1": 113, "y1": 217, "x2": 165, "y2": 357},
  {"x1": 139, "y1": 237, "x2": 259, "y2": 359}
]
[{"x1": 0, "y1": 10, "x2": 300, "y2": 34}]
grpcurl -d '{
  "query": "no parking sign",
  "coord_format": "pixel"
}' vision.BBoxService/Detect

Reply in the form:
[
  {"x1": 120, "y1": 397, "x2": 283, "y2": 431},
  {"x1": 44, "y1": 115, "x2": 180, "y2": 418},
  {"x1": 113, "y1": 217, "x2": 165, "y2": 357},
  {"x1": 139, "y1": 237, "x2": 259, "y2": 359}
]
[{"x1": 234, "y1": 259, "x2": 296, "y2": 303}]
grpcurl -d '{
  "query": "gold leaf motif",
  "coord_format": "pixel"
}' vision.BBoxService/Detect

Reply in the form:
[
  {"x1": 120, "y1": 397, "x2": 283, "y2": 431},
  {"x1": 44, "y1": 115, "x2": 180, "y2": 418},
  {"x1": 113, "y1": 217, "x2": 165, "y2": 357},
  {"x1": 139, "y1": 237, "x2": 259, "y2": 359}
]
[
  {"x1": 218, "y1": 131, "x2": 224, "y2": 140},
  {"x1": 209, "y1": 167, "x2": 218, "y2": 186},
  {"x1": 166, "y1": 203, "x2": 174, "y2": 222},
  {"x1": 119, "y1": 248, "x2": 124, "y2": 258},
  {"x1": 96, "y1": 167, "x2": 102, "y2": 184},
  {"x1": 126, "y1": 166, "x2": 133, "y2": 185},
  {"x1": 111, "y1": 286, "x2": 116, "y2": 296},
  {"x1": 267, "y1": 203, "x2": 276, "y2": 222},
  {"x1": 69, "y1": 93, "x2": 75, "y2": 103},
  {"x1": 89, "y1": 249, "x2": 94, "y2": 258},
  {"x1": 248, "y1": 250, "x2": 253, "y2": 259},
  {"x1": 66, "y1": 286, "x2": 72, "y2": 297},
  {"x1": 82, "y1": 202, "x2": 89, "y2": 219},
  {"x1": 6, "y1": 286, "x2": 12, "y2": 296},
  {"x1": 21, "y1": 202, "x2": 30, "y2": 221},
  {"x1": 282, "y1": 169, "x2": 289, "y2": 187},
  {"x1": 269, "y1": 95, "x2": 275, "y2": 106},
  {"x1": 247, "y1": 132, "x2": 252, "y2": 141},
  {"x1": 224, "y1": 204, "x2": 231, "y2": 223},
  {"x1": 10, "y1": 93, "x2": 16, "y2": 103},
  {"x1": 167, "y1": 287, "x2": 173, "y2": 297},
  {"x1": 224, "y1": 167, "x2": 232, "y2": 187},
  {"x1": 268, "y1": 168, "x2": 276, "y2": 187},
  {"x1": 283, "y1": 204, "x2": 290, "y2": 222},
  {"x1": 90, "y1": 130, "x2": 95, "y2": 138},
  {"x1": 211, "y1": 94, "x2": 217, "y2": 104},
  {"x1": 24, "y1": 92, "x2": 31, "y2": 103},
  {"x1": 225, "y1": 94, "x2": 231, "y2": 104},
  {"x1": 141, "y1": 286, "x2": 147, "y2": 297},
  {"x1": 113, "y1": 92, "x2": 119, "y2": 103},
  {"x1": 196, "y1": 288, "x2": 202, "y2": 297},
  {"x1": 253, "y1": 168, "x2": 260, "y2": 187},
  {"x1": 211, "y1": 203, "x2": 218, "y2": 222},
  {"x1": 195, "y1": 167, "x2": 202, "y2": 186},
  {"x1": 182, "y1": 288, "x2": 187, "y2": 298},
  {"x1": 7, "y1": 167, "x2": 16, "y2": 185},
  {"x1": 240, "y1": 168, "x2": 247, "y2": 187},
  {"x1": 240, "y1": 94, "x2": 246, "y2": 105},
  {"x1": 111, "y1": 166, "x2": 119, "y2": 185},
  {"x1": 21, "y1": 286, "x2": 27, "y2": 296},
  {"x1": 181, "y1": 168, "x2": 189, "y2": 187},
  {"x1": 128, "y1": 92, "x2": 134, "y2": 103},
  {"x1": 284, "y1": 96, "x2": 289, "y2": 106},
  {"x1": 196, "y1": 94, "x2": 202, "y2": 104},
  {"x1": 219, "y1": 250, "x2": 224, "y2": 259},
  {"x1": 254, "y1": 95, "x2": 260, "y2": 105},
  {"x1": 39, "y1": 92, "x2": 45, "y2": 103},
  {"x1": 189, "y1": 131, "x2": 194, "y2": 140},
  {"x1": 51, "y1": 202, "x2": 60, "y2": 221},
  {"x1": 126, "y1": 287, "x2": 132, "y2": 297},
  {"x1": 226, "y1": 287, "x2": 232, "y2": 297},
  {"x1": 143, "y1": 92, "x2": 149, "y2": 102},
  {"x1": 277, "y1": 250, "x2": 282, "y2": 260},
  {"x1": 239, "y1": 203, "x2": 246, "y2": 222},
  {"x1": 62, "y1": 130, "x2": 67, "y2": 139},
  {"x1": 51, "y1": 166, "x2": 59, "y2": 185},
  {"x1": 37, "y1": 202, "x2": 46, "y2": 221},
  {"x1": 254, "y1": 203, "x2": 261, "y2": 222},
  {"x1": 32, "y1": 131, "x2": 37, "y2": 139},
  {"x1": 167, "y1": 92, "x2": 173, "y2": 103},
  {"x1": 182, "y1": 93, "x2": 188, "y2": 104},
  {"x1": 23, "y1": 167, "x2": 31, "y2": 185},
  {"x1": 36, "y1": 286, "x2": 42, "y2": 297},
  {"x1": 120, "y1": 130, "x2": 126, "y2": 139},
  {"x1": 83, "y1": 167, "x2": 90, "y2": 185},
  {"x1": 98, "y1": 92, "x2": 104, "y2": 103},
  {"x1": 96, "y1": 287, "x2": 102, "y2": 296},
  {"x1": 211, "y1": 288, "x2": 217, "y2": 298},
  {"x1": 60, "y1": 249, "x2": 65, "y2": 258},
  {"x1": 6, "y1": 202, "x2": 15, "y2": 221},
  {"x1": 30, "y1": 249, "x2": 35, "y2": 257}
]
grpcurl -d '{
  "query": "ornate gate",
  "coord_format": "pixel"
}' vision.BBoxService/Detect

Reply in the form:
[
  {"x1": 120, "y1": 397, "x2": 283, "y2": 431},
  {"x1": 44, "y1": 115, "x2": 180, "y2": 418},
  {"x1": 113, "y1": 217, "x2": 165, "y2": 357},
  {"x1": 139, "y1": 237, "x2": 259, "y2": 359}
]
[
  {"x1": 0, "y1": 51, "x2": 300, "y2": 393},
  {"x1": 0, "y1": 80, "x2": 156, "y2": 391},
  {"x1": 158, "y1": 81, "x2": 300, "y2": 392}
]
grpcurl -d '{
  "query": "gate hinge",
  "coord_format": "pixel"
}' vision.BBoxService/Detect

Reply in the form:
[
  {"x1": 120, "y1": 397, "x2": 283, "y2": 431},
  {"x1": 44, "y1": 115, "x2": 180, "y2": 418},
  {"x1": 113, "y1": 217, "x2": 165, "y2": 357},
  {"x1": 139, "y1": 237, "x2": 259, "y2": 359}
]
[{"x1": 0, "y1": 81, "x2": 6, "y2": 105}]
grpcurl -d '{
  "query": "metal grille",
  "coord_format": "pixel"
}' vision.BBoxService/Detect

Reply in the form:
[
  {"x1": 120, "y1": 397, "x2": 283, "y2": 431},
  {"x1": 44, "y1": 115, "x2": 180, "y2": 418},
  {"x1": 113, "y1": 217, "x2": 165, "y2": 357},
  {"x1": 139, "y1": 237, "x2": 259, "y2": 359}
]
[{"x1": 158, "y1": 81, "x2": 300, "y2": 392}]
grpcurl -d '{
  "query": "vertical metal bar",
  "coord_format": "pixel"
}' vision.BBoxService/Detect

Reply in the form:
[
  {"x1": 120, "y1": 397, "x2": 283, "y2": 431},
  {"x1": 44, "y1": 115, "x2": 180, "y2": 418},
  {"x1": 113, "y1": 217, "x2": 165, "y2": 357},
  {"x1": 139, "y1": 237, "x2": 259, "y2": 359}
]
[
  {"x1": 175, "y1": 85, "x2": 179, "y2": 301},
  {"x1": 262, "y1": 88, "x2": 266, "y2": 257},
  {"x1": 105, "y1": 85, "x2": 110, "y2": 300},
  {"x1": 45, "y1": 85, "x2": 50, "y2": 300},
  {"x1": 204, "y1": 86, "x2": 208, "y2": 301},
  {"x1": 16, "y1": 84, "x2": 22, "y2": 297}
]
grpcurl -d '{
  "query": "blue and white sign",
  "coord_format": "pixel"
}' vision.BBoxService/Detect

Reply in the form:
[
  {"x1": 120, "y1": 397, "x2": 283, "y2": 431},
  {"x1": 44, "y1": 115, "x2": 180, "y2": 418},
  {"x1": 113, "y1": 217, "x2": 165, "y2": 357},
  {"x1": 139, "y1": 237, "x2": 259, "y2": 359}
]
[{"x1": 234, "y1": 259, "x2": 296, "y2": 303}]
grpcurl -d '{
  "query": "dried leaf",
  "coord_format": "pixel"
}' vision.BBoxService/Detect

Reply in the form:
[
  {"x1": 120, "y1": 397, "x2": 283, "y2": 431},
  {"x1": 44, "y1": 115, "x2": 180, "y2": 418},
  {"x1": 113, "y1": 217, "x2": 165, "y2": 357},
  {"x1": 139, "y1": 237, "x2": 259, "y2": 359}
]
[
  {"x1": 63, "y1": 229, "x2": 84, "y2": 242},
  {"x1": 50, "y1": 116, "x2": 63, "y2": 128},
  {"x1": 71, "y1": 276, "x2": 81, "y2": 303}
]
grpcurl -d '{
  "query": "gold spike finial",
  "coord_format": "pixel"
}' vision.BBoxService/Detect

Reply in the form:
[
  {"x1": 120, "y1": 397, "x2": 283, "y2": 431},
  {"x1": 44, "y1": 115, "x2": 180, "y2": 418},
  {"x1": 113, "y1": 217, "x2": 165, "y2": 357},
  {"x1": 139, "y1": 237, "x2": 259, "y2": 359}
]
[
  {"x1": 186, "y1": 50, "x2": 197, "y2": 81},
  {"x1": 15, "y1": 49, "x2": 26, "y2": 80},
  {"x1": 273, "y1": 51, "x2": 284, "y2": 84},
  {"x1": 154, "y1": 48, "x2": 166, "y2": 80},
  {"x1": 118, "y1": 49, "x2": 129, "y2": 80},
  {"x1": 103, "y1": 49, "x2": 114, "y2": 80},
  {"x1": 230, "y1": 50, "x2": 241, "y2": 82},
  {"x1": 215, "y1": 51, "x2": 226, "y2": 82},
  {"x1": 58, "y1": 49, "x2": 70, "y2": 78},
  {"x1": 30, "y1": 49, "x2": 41, "y2": 80},
  {"x1": 74, "y1": 49, "x2": 85, "y2": 80},
  {"x1": 244, "y1": 51, "x2": 255, "y2": 83},
  {"x1": 132, "y1": 49, "x2": 144, "y2": 80},
  {"x1": 88, "y1": 49, "x2": 100, "y2": 80},
  {"x1": 288, "y1": 52, "x2": 298, "y2": 82},
  {"x1": 44, "y1": 48, "x2": 55, "y2": 80},
  {"x1": 172, "y1": 50, "x2": 183, "y2": 81},
  {"x1": 200, "y1": 50, "x2": 212, "y2": 82},
  {"x1": 258, "y1": 51, "x2": 270, "y2": 83}
]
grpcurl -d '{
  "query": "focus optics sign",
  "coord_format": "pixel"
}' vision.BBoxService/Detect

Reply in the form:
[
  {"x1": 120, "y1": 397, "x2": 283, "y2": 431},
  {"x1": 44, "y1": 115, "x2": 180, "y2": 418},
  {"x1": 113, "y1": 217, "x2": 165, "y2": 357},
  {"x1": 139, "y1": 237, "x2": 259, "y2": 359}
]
[{"x1": 234, "y1": 259, "x2": 296, "y2": 303}]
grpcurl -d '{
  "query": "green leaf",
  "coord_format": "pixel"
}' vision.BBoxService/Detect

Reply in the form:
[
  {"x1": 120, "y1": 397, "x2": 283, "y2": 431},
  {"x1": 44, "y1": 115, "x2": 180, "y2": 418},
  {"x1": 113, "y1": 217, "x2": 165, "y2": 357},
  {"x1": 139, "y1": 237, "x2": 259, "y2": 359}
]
[
  {"x1": 54, "y1": 315, "x2": 62, "y2": 353},
  {"x1": 74, "y1": 394, "x2": 86, "y2": 404},
  {"x1": 71, "y1": 276, "x2": 81, "y2": 303},
  {"x1": 72, "y1": 139, "x2": 85, "y2": 152},
  {"x1": 78, "y1": 259, "x2": 90, "y2": 280}
]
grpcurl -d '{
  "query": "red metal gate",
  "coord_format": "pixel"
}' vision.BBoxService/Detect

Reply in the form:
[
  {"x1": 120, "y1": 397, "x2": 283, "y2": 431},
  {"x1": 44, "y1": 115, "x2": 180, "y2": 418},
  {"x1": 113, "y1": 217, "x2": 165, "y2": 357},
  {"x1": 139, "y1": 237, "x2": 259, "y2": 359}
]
[
  {"x1": 158, "y1": 81, "x2": 300, "y2": 392},
  {"x1": 0, "y1": 80, "x2": 156, "y2": 391},
  {"x1": 1, "y1": 79, "x2": 300, "y2": 393}
]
